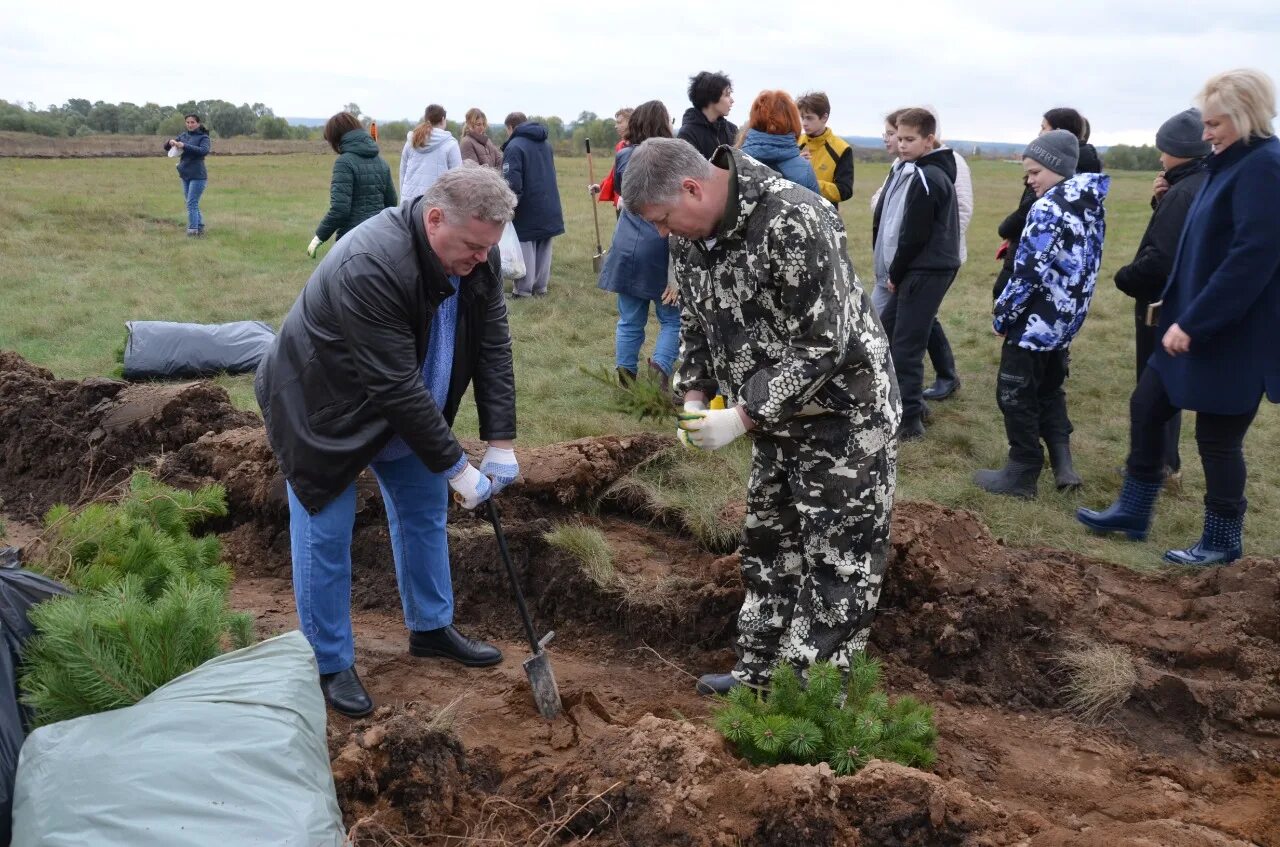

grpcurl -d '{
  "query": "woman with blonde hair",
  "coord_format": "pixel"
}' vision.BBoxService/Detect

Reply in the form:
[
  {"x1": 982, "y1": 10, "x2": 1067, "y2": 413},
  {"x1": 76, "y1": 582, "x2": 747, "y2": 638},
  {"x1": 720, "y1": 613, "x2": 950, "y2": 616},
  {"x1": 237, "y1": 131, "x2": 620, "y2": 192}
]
[
  {"x1": 1079, "y1": 68, "x2": 1280, "y2": 565},
  {"x1": 459, "y1": 108, "x2": 503, "y2": 169},
  {"x1": 400, "y1": 104, "x2": 461, "y2": 201}
]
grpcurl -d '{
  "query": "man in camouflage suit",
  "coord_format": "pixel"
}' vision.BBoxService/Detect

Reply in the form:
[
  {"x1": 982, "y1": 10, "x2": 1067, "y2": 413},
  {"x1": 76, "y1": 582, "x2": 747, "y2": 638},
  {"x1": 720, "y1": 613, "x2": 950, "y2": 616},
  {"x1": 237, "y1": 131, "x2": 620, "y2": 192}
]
[{"x1": 621, "y1": 137, "x2": 902, "y2": 694}]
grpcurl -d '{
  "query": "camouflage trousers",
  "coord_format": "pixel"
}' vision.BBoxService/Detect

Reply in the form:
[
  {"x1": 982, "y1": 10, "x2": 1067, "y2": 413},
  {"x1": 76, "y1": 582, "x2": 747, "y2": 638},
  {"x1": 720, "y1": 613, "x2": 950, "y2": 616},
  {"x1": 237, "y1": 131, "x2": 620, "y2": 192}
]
[{"x1": 732, "y1": 420, "x2": 896, "y2": 686}]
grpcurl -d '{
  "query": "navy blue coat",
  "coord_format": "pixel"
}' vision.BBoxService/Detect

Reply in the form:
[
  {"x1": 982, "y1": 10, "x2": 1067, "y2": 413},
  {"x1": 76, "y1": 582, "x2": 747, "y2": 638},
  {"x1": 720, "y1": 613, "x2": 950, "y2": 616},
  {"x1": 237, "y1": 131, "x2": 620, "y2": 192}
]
[
  {"x1": 597, "y1": 145, "x2": 669, "y2": 300},
  {"x1": 165, "y1": 128, "x2": 211, "y2": 180},
  {"x1": 739, "y1": 129, "x2": 820, "y2": 193},
  {"x1": 501, "y1": 122, "x2": 565, "y2": 242},
  {"x1": 1151, "y1": 135, "x2": 1280, "y2": 415}
]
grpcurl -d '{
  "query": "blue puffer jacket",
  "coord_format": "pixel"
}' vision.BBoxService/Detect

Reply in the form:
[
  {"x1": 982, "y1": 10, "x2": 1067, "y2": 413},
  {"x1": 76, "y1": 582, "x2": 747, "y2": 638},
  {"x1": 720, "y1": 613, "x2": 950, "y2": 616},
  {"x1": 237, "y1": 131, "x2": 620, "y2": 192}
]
[
  {"x1": 739, "y1": 129, "x2": 820, "y2": 193},
  {"x1": 165, "y1": 128, "x2": 211, "y2": 180},
  {"x1": 598, "y1": 145, "x2": 668, "y2": 300},
  {"x1": 994, "y1": 172, "x2": 1110, "y2": 351},
  {"x1": 501, "y1": 122, "x2": 565, "y2": 242},
  {"x1": 1151, "y1": 135, "x2": 1280, "y2": 415}
]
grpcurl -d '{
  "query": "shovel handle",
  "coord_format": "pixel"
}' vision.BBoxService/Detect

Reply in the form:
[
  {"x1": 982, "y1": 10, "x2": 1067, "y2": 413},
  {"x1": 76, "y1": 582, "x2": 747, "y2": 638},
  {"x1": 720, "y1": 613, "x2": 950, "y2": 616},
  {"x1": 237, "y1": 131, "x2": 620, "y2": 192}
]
[{"x1": 488, "y1": 499, "x2": 543, "y2": 655}]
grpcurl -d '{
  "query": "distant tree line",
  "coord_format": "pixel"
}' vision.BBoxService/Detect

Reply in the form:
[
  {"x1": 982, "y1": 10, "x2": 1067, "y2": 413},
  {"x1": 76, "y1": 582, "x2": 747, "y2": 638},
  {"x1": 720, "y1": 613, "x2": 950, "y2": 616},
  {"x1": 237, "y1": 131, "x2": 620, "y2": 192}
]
[
  {"x1": 0, "y1": 99, "x2": 626, "y2": 153},
  {"x1": 1100, "y1": 144, "x2": 1162, "y2": 171},
  {"x1": 0, "y1": 98, "x2": 316, "y2": 140}
]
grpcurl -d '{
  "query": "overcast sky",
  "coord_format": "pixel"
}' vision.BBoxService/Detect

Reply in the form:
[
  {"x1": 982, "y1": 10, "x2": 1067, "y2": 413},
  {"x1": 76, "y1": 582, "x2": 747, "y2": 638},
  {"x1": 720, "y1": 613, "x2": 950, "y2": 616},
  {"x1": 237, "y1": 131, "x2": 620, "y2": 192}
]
[{"x1": 4, "y1": 0, "x2": 1278, "y2": 145}]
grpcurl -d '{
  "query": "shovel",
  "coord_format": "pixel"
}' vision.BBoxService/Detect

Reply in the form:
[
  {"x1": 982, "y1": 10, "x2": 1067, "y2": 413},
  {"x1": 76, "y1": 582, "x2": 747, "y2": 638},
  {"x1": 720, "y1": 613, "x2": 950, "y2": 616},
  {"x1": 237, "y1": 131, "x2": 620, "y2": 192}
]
[
  {"x1": 585, "y1": 138, "x2": 606, "y2": 274},
  {"x1": 487, "y1": 498, "x2": 563, "y2": 719}
]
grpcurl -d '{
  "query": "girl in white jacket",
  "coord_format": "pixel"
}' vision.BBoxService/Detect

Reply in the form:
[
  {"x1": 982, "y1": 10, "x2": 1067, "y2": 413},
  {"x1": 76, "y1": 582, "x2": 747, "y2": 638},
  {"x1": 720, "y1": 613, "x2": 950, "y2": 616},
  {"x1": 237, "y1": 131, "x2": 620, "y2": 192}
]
[{"x1": 400, "y1": 104, "x2": 462, "y2": 201}]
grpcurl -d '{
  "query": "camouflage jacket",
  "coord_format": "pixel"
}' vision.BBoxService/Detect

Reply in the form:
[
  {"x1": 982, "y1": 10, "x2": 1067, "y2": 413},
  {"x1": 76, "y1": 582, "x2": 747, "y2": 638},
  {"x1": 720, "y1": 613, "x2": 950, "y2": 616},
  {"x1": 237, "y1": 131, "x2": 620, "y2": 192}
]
[{"x1": 672, "y1": 148, "x2": 901, "y2": 454}]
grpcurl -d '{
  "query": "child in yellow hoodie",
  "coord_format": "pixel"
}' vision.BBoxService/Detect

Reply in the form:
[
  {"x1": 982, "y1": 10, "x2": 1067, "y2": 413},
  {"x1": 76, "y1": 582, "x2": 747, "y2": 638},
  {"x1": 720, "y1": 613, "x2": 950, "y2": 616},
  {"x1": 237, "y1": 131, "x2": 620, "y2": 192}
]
[{"x1": 797, "y1": 91, "x2": 854, "y2": 206}]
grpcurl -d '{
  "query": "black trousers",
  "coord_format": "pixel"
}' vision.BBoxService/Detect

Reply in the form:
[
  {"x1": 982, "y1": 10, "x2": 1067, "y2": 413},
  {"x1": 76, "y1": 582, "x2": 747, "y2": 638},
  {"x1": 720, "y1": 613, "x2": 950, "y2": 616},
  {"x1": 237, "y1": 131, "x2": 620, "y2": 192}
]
[
  {"x1": 1134, "y1": 310, "x2": 1182, "y2": 472},
  {"x1": 1127, "y1": 367, "x2": 1259, "y2": 518},
  {"x1": 881, "y1": 269, "x2": 957, "y2": 420},
  {"x1": 996, "y1": 342, "x2": 1072, "y2": 465},
  {"x1": 927, "y1": 320, "x2": 957, "y2": 382}
]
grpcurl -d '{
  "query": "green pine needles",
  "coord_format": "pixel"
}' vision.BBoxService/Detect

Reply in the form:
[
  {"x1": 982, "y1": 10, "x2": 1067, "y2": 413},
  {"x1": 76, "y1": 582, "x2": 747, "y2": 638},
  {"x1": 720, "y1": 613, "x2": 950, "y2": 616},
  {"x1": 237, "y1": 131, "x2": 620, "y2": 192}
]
[
  {"x1": 20, "y1": 472, "x2": 254, "y2": 727},
  {"x1": 710, "y1": 656, "x2": 937, "y2": 776}
]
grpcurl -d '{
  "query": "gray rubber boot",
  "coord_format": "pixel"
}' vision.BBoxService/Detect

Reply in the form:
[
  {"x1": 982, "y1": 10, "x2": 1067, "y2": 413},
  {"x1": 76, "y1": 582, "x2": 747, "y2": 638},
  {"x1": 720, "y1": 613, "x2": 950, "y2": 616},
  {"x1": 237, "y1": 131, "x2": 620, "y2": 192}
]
[
  {"x1": 974, "y1": 460, "x2": 1042, "y2": 499},
  {"x1": 1047, "y1": 442, "x2": 1083, "y2": 491}
]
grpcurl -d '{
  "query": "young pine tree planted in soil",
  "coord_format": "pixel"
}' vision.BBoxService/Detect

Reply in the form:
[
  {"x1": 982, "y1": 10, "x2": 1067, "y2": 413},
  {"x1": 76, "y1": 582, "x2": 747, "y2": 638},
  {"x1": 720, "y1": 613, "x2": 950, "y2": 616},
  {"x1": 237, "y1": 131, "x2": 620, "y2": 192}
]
[
  {"x1": 711, "y1": 655, "x2": 937, "y2": 775},
  {"x1": 20, "y1": 472, "x2": 254, "y2": 727}
]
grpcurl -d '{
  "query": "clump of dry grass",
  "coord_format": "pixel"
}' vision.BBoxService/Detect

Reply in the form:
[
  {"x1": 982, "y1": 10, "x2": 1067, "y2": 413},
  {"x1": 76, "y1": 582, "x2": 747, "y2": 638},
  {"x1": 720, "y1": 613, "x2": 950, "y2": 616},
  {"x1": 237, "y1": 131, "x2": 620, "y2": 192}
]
[
  {"x1": 543, "y1": 522, "x2": 616, "y2": 589},
  {"x1": 1055, "y1": 638, "x2": 1138, "y2": 723},
  {"x1": 606, "y1": 443, "x2": 748, "y2": 553}
]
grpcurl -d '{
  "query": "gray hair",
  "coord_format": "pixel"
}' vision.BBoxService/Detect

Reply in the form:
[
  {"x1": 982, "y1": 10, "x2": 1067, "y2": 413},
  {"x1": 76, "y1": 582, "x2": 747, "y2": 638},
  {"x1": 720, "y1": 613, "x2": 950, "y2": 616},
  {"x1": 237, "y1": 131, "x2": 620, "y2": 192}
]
[
  {"x1": 620, "y1": 138, "x2": 713, "y2": 211},
  {"x1": 423, "y1": 161, "x2": 517, "y2": 224}
]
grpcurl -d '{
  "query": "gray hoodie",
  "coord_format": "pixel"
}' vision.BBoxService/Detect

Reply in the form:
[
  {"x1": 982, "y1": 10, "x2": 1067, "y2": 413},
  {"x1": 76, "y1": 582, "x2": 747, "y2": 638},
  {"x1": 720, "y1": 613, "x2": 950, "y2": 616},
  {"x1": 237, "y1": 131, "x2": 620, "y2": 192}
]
[{"x1": 399, "y1": 128, "x2": 462, "y2": 201}]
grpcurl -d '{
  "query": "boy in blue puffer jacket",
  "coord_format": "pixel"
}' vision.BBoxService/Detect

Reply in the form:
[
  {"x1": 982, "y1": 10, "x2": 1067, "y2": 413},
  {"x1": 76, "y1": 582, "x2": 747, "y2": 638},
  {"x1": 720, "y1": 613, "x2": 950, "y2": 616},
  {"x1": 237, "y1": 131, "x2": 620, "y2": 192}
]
[{"x1": 977, "y1": 129, "x2": 1110, "y2": 498}]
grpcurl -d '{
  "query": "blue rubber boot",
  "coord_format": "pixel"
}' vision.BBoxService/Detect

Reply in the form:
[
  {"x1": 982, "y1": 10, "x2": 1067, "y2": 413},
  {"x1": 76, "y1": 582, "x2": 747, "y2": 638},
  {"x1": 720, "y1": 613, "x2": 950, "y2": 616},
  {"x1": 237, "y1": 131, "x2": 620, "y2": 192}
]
[
  {"x1": 1076, "y1": 476, "x2": 1161, "y2": 541},
  {"x1": 1164, "y1": 511, "x2": 1243, "y2": 566}
]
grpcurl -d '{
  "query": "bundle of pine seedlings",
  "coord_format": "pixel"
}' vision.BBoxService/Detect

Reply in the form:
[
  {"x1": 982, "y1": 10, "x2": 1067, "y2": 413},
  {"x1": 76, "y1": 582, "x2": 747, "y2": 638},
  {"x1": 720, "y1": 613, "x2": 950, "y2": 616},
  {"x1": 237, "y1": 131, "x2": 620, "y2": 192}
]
[{"x1": 19, "y1": 471, "x2": 254, "y2": 727}]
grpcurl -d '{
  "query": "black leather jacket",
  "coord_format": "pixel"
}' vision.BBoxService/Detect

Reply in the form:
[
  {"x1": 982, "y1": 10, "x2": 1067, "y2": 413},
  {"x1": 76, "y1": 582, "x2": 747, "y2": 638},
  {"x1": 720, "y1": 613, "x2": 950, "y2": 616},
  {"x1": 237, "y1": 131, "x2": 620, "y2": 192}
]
[{"x1": 255, "y1": 197, "x2": 516, "y2": 513}]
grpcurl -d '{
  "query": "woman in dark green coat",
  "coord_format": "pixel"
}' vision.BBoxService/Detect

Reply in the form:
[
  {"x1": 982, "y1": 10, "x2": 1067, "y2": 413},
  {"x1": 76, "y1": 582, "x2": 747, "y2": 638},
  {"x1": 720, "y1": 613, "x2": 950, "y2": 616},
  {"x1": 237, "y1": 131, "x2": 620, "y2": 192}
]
[{"x1": 308, "y1": 112, "x2": 398, "y2": 257}]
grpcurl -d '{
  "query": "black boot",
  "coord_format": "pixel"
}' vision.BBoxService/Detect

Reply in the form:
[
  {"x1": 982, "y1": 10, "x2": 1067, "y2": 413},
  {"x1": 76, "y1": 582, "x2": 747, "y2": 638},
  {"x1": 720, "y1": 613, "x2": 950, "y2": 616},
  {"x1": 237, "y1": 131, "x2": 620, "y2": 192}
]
[
  {"x1": 320, "y1": 666, "x2": 374, "y2": 717},
  {"x1": 973, "y1": 460, "x2": 1041, "y2": 499},
  {"x1": 922, "y1": 376, "x2": 961, "y2": 401},
  {"x1": 898, "y1": 416, "x2": 926, "y2": 442},
  {"x1": 410, "y1": 625, "x2": 503, "y2": 667},
  {"x1": 1047, "y1": 442, "x2": 1083, "y2": 491}
]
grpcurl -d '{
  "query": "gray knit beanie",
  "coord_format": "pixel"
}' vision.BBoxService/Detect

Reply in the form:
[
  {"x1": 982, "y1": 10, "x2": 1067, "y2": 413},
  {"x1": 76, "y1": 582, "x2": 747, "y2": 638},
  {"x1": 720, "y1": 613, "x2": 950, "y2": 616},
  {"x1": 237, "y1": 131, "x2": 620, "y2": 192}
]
[
  {"x1": 1156, "y1": 108, "x2": 1211, "y2": 158},
  {"x1": 1023, "y1": 129, "x2": 1079, "y2": 178}
]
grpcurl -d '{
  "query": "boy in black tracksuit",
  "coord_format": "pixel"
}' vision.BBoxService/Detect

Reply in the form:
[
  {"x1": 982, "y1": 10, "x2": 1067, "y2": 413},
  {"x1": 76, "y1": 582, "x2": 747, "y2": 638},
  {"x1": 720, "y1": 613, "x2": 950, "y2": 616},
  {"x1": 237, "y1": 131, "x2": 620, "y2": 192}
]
[
  {"x1": 1113, "y1": 108, "x2": 1211, "y2": 482},
  {"x1": 872, "y1": 108, "x2": 961, "y2": 439}
]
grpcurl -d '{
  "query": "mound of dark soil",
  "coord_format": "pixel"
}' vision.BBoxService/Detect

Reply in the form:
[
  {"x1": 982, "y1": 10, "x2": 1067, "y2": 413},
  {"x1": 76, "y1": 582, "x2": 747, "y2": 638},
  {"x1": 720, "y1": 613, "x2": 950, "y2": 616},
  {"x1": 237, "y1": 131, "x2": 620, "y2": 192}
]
[{"x1": 0, "y1": 352, "x2": 257, "y2": 519}]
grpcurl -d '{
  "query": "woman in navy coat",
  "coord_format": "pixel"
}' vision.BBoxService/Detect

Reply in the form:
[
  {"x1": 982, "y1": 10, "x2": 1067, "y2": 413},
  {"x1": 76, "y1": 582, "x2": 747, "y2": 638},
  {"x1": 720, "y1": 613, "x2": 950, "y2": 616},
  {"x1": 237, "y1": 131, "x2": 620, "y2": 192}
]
[
  {"x1": 1079, "y1": 68, "x2": 1280, "y2": 565},
  {"x1": 596, "y1": 100, "x2": 680, "y2": 386}
]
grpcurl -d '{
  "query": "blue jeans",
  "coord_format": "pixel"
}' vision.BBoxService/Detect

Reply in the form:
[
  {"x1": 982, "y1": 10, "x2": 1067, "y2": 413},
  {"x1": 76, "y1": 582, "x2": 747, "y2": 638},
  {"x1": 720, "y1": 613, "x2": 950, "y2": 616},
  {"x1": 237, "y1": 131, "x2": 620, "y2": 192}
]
[
  {"x1": 182, "y1": 178, "x2": 206, "y2": 231},
  {"x1": 287, "y1": 452, "x2": 452, "y2": 674},
  {"x1": 615, "y1": 293, "x2": 680, "y2": 375}
]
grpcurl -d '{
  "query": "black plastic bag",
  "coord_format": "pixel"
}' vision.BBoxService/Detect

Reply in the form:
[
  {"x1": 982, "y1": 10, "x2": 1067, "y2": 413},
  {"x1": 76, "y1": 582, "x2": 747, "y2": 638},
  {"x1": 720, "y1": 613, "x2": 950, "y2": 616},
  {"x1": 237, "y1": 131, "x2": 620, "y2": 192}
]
[{"x1": 1, "y1": 552, "x2": 70, "y2": 847}]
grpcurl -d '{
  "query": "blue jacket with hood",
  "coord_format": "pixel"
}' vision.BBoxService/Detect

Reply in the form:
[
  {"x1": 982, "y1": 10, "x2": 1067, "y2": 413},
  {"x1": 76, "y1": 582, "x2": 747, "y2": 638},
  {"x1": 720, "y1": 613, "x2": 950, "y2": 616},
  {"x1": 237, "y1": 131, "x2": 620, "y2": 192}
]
[
  {"x1": 994, "y1": 172, "x2": 1110, "y2": 351},
  {"x1": 165, "y1": 127, "x2": 211, "y2": 180},
  {"x1": 501, "y1": 122, "x2": 565, "y2": 242},
  {"x1": 739, "y1": 129, "x2": 820, "y2": 193}
]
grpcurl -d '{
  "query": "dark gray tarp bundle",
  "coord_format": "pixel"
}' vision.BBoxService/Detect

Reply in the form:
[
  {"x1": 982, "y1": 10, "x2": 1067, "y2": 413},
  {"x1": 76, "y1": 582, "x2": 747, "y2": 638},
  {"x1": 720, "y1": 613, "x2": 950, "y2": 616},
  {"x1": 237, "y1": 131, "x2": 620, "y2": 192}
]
[
  {"x1": 11, "y1": 631, "x2": 344, "y2": 846},
  {"x1": 122, "y1": 320, "x2": 275, "y2": 380},
  {"x1": 1, "y1": 555, "x2": 70, "y2": 847}
]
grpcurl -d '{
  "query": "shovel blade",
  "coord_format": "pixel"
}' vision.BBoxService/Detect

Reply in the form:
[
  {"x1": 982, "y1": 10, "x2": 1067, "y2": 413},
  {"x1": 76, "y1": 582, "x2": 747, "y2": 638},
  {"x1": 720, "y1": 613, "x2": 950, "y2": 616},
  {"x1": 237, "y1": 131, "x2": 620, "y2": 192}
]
[
  {"x1": 522, "y1": 650, "x2": 562, "y2": 719},
  {"x1": 592, "y1": 252, "x2": 604, "y2": 274}
]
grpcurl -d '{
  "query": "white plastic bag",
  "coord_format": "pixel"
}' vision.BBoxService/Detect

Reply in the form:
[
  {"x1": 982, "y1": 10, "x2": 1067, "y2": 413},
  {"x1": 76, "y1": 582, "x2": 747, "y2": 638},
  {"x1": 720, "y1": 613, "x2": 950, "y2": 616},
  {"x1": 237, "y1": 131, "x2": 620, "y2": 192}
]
[
  {"x1": 11, "y1": 631, "x2": 344, "y2": 846},
  {"x1": 167, "y1": 145, "x2": 180, "y2": 158},
  {"x1": 499, "y1": 222, "x2": 526, "y2": 280}
]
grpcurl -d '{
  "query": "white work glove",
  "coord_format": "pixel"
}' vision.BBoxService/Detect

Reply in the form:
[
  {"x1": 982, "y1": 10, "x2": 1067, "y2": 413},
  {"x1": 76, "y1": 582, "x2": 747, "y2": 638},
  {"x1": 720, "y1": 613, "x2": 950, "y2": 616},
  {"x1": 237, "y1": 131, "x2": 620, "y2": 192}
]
[
  {"x1": 678, "y1": 406, "x2": 747, "y2": 451},
  {"x1": 676, "y1": 400, "x2": 706, "y2": 448},
  {"x1": 479, "y1": 445, "x2": 519, "y2": 495},
  {"x1": 307, "y1": 235, "x2": 322, "y2": 258},
  {"x1": 448, "y1": 461, "x2": 493, "y2": 510}
]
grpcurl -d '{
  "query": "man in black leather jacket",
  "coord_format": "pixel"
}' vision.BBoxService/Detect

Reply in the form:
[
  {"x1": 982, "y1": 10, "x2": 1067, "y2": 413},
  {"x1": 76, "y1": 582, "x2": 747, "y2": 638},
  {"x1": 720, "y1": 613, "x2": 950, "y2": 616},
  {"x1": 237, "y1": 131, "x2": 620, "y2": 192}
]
[{"x1": 255, "y1": 165, "x2": 520, "y2": 716}]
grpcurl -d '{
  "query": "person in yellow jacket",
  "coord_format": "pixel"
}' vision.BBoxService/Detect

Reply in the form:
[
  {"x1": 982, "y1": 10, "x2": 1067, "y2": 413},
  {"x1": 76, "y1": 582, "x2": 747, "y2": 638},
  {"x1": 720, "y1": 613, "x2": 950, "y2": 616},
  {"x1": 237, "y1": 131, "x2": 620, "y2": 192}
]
[{"x1": 797, "y1": 91, "x2": 854, "y2": 206}]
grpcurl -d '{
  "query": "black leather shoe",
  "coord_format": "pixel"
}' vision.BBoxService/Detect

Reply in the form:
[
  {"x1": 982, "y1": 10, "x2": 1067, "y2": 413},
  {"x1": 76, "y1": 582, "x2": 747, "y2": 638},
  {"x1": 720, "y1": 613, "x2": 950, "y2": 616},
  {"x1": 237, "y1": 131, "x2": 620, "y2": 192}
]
[
  {"x1": 695, "y1": 672, "x2": 742, "y2": 696},
  {"x1": 922, "y1": 376, "x2": 960, "y2": 401},
  {"x1": 319, "y1": 666, "x2": 374, "y2": 718},
  {"x1": 410, "y1": 625, "x2": 503, "y2": 667}
]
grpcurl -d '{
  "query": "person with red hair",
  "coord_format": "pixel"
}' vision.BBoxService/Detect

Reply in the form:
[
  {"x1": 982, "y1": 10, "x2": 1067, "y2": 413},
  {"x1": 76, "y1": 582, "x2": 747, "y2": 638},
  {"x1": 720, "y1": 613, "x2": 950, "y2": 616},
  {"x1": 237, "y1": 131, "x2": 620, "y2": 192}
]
[{"x1": 738, "y1": 90, "x2": 820, "y2": 193}]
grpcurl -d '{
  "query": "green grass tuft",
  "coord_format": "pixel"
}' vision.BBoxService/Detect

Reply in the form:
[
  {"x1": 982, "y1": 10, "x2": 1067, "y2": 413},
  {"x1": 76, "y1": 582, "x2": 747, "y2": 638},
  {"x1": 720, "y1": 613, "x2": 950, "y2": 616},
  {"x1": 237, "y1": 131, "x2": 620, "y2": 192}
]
[{"x1": 543, "y1": 521, "x2": 616, "y2": 589}]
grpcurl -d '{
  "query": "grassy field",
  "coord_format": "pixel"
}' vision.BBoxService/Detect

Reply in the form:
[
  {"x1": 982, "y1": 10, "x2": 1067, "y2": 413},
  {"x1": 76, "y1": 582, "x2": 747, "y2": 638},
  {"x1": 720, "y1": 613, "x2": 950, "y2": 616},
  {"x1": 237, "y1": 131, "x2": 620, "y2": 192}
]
[{"x1": 0, "y1": 150, "x2": 1275, "y2": 569}]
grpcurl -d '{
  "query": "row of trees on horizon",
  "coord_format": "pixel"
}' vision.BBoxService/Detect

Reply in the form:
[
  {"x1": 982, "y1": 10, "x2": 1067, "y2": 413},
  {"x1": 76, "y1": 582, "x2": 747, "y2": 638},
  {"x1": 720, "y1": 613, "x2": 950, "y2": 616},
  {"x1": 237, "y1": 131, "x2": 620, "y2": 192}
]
[{"x1": 0, "y1": 98, "x2": 1165, "y2": 170}]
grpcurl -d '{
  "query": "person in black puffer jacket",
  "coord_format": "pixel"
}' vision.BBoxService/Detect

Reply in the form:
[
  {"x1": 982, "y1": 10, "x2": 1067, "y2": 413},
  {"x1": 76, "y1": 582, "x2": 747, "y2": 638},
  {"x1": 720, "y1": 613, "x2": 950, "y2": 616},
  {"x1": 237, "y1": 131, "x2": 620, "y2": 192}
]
[
  {"x1": 1113, "y1": 108, "x2": 1212, "y2": 482},
  {"x1": 992, "y1": 107, "x2": 1102, "y2": 300},
  {"x1": 308, "y1": 111, "x2": 397, "y2": 257},
  {"x1": 677, "y1": 70, "x2": 738, "y2": 159}
]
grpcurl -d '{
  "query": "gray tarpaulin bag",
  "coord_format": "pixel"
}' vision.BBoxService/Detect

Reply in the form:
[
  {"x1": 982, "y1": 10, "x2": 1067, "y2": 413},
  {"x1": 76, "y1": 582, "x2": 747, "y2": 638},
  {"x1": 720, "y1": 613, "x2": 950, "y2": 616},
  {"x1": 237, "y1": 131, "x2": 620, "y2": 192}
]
[
  {"x1": 11, "y1": 631, "x2": 345, "y2": 846},
  {"x1": 122, "y1": 320, "x2": 276, "y2": 379}
]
